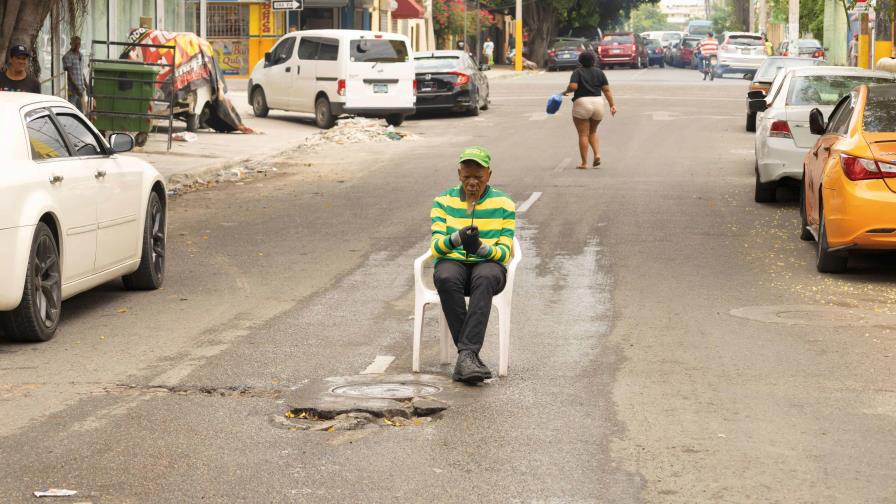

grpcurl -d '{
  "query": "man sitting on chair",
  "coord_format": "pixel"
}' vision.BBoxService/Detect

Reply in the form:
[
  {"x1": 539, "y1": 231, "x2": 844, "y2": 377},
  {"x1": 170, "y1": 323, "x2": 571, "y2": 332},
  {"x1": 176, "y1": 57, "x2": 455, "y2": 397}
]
[{"x1": 430, "y1": 146, "x2": 516, "y2": 384}]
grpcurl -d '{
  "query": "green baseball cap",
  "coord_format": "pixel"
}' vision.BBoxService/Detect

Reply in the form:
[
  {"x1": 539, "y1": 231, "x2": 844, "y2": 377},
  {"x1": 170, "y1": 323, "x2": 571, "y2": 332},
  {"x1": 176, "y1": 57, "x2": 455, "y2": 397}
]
[{"x1": 458, "y1": 146, "x2": 491, "y2": 168}]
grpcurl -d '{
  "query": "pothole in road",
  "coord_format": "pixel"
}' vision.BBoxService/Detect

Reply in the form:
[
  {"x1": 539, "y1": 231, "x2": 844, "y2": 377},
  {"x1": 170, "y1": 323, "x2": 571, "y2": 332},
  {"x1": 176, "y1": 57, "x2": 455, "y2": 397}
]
[
  {"x1": 273, "y1": 374, "x2": 455, "y2": 432},
  {"x1": 730, "y1": 305, "x2": 896, "y2": 328}
]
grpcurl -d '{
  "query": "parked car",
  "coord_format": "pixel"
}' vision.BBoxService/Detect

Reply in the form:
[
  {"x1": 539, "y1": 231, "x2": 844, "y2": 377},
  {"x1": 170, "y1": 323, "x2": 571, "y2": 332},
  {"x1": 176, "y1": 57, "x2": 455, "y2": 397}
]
[
  {"x1": 749, "y1": 66, "x2": 895, "y2": 203},
  {"x1": 596, "y1": 32, "x2": 648, "y2": 69},
  {"x1": 715, "y1": 32, "x2": 767, "y2": 78},
  {"x1": 248, "y1": 29, "x2": 416, "y2": 129},
  {"x1": 645, "y1": 38, "x2": 665, "y2": 67},
  {"x1": 670, "y1": 36, "x2": 701, "y2": 68},
  {"x1": 413, "y1": 50, "x2": 489, "y2": 115},
  {"x1": 642, "y1": 31, "x2": 685, "y2": 48},
  {"x1": 745, "y1": 56, "x2": 825, "y2": 131},
  {"x1": 778, "y1": 39, "x2": 826, "y2": 59},
  {"x1": 0, "y1": 93, "x2": 167, "y2": 342},
  {"x1": 801, "y1": 83, "x2": 896, "y2": 272},
  {"x1": 546, "y1": 38, "x2": 587, "y2": 71}
]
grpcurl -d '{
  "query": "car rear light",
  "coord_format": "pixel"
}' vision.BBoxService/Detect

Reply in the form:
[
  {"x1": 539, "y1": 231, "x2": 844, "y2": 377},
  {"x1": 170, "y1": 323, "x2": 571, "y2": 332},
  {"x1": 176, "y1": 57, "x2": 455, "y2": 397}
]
[
  {"x1": 631, "y1": 44, "x2": 637, "y2": 52},
  {"x1": 412, "y1": 79, "x2": 417, "y2": 96},
  {"x1": 840, "y1": 154, "x2": 896, "y2": 180},
  {"x1": 782, "y1": 50, "x2": 789, "y2": 56},
  {"x1": 576, "y1": 47, "x2": 583, "y2": 54},
  {"x1": 374, "y1": 34, "x2": 383, "y2": 39},
  {"x1": 450, "y1": 71, "x2": 470, "y2": 87},
  {"x1": 814, "y1": 49, "x2": 825, "y2": 58},
  {"x1": 840, "y1": 154, "x2": 882, "y2": 180},
  {"x1": 337, "y1": 79, "x2": 346, "y2": 96},
  {"x1": 548, "y1": 50, "x2": 556, "y2": 57},
  {"x1": 769, "y1": 120, "x2": 792, "y2": 139}
]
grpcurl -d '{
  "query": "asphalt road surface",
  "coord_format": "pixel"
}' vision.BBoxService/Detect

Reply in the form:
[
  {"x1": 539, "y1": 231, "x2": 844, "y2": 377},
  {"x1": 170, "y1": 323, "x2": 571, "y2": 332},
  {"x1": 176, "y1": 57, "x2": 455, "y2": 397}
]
[{"x1": 3, "y1": 67, "x2": 896, "y2": 503}]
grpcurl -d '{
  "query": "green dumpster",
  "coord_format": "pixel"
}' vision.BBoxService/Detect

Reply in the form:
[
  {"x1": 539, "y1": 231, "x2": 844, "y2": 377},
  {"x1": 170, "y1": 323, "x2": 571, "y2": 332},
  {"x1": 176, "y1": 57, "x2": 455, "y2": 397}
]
[{"x1": 92, "y1": 62, "x2": 158, "y2": 142}]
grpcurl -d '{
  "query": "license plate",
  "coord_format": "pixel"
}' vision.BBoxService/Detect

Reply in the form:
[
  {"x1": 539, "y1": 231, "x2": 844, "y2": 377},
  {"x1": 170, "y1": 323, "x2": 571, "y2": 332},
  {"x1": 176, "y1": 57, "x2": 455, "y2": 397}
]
[
  {"x1": 374, "y1": 83, "x2": 388, "y2": 94},
  {"x1": 611, "y1": 48, "x2": 621, "y2": 54},
  {"x1": 421, "y1": 85, "x2": 434, "y2": 92},
  {"x1": 741, "y1": 49, "x2": 751, "y2": 54},
  {"x1": 560, "y1": 54, "x2": 571, "y2": 59}
]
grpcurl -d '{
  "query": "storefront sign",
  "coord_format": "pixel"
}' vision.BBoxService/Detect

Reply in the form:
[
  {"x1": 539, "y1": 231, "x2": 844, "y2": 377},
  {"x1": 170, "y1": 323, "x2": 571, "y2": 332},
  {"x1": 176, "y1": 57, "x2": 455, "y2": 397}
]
[
  {"x1": 261, "y1": 2, "x2": 273, "y2": 34},
  {"x1": 212, "y1": 39, "x2": 249, "y2": 75}
]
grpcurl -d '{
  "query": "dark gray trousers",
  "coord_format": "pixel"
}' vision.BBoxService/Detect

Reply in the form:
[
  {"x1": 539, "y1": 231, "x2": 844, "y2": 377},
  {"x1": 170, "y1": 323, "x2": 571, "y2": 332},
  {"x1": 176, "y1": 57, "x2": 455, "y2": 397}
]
[{"x1": 433, "y1": 260, "x2": 507, "y2": 354}]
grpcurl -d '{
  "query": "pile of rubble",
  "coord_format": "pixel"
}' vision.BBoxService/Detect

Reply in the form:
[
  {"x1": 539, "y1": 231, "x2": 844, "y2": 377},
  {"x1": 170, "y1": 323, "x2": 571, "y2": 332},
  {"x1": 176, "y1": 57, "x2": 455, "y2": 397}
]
[
  {"x1": 303, "y1": 117, "x2": 417, "y2": 150},
  {"x1": 166, "y1": 164, "x2": 279, "y2": 196}
]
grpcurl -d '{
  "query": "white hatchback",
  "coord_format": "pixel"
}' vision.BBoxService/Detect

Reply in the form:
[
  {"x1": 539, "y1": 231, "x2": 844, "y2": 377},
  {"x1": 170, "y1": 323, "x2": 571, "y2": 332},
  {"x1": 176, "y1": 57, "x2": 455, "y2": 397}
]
[
  {"x1": 248, "y1": 29, "x2": 416, "y2": 129},
  {"x1": 0, "y1": 93, "x2": 167, "y2": 342},
  {"x1": 750, "y1": 66, "x2": 896, "y2": 202}
]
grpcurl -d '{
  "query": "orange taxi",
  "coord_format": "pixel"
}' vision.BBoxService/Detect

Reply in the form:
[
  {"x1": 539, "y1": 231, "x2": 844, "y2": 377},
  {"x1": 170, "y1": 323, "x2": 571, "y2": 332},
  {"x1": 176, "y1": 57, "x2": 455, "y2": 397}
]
[{"x1": 800, "y1": 83, "x2": 896, "y2": 272}]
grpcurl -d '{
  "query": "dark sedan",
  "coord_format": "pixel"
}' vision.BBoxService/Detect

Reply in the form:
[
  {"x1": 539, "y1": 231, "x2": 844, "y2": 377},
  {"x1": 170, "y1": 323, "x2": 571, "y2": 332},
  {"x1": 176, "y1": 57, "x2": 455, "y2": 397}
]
[
  {"x1": 414, "y1": 50, "x2": 489, "y2": 116},
  {"x1": 546, "y1": 39, "x2": 587, "y2": 71}
]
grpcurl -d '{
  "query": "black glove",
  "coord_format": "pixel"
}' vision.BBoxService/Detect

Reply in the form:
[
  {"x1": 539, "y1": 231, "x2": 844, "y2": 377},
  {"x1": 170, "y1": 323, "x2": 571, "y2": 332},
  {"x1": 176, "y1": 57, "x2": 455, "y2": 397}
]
[{"x1": 460, "y1": 225, "x2": 482, "y2": 255}]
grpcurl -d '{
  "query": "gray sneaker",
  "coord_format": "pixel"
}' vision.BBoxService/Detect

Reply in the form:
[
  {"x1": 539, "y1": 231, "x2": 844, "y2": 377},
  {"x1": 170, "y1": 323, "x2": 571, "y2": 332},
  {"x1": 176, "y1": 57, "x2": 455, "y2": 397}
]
[{"x1": 452, "y1": 350, "x2": 492, "y2": 384}]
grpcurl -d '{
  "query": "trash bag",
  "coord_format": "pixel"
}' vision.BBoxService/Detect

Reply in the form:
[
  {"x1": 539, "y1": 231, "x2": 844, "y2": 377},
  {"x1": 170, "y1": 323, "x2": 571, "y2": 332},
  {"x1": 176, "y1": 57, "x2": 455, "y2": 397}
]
[{"x1": 546, "y1": 93, "x2": 563, "y2": 114}]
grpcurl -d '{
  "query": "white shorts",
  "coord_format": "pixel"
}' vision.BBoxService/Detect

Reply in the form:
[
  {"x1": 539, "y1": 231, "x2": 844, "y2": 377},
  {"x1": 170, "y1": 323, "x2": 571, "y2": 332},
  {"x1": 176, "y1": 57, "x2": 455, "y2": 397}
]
[{"x1": 572, "y1": 96, "x2": 605, "y2": 121}]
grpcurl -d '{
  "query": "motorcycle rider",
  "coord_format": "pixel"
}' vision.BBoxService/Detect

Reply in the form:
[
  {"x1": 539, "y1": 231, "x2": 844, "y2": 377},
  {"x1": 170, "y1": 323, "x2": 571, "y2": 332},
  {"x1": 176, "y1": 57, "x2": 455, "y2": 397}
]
[{"x1": 696, "y1": 32, "x2": 719, "y2": 77}]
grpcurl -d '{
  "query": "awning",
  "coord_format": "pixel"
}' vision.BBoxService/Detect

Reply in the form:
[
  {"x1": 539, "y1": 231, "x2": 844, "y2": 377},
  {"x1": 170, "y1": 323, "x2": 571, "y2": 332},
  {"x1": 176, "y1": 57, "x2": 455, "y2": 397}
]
[
  {"x1": 392, "y1": 0, "x2": 425, "y2": 19},
  {"x1": 303, "y1": 0, "x2": 350, "y2": 7}
]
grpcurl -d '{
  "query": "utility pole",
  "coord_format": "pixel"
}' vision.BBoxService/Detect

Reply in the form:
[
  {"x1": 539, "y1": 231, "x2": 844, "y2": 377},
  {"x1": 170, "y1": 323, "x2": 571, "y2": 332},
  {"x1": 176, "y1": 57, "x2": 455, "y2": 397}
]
[
  {"x1": 758, "y1": 0, "x2": 767, "y2": 36},
  {"x1": 463, "y1": 0, "x2": 467, "y2": 52},
  {"x1": 514, "y1": 0, "x2": 522, "y2": 71},
  {"x1": 788, "y1": 0, "x2": 799, "y2": 48},
  {"x1": 476, "y1": 0, "x2": 481, "y2": 66}
]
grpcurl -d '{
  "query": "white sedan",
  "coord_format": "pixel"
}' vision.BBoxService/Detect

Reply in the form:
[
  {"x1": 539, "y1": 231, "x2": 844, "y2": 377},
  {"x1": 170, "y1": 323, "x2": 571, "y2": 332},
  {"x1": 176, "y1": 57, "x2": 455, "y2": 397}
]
[
  {"x1": 0, "y1": 93, "x2": 167, "y2": 342},
  {"x1": 750, "y1": 66, "x2": 896, "y2": 202}
]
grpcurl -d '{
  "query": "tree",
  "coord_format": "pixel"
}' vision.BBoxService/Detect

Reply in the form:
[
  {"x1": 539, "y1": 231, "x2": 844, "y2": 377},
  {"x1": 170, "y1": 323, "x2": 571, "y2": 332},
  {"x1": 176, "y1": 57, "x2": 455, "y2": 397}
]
[
  {"x1": 432, "y1": 0, "x2": 495, "y2": 48},
  {"x1": 630, "y1": 3, "x2": 672, "y2": 33},
  {"x1": 0, "y1": 0, "x2": 88, "y2": 78}
]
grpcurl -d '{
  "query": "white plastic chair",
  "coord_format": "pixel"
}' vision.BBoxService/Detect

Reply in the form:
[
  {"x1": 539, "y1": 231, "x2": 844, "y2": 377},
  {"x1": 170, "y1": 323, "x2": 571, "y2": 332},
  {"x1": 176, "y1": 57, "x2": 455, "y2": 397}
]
[{"x1": 412, "y1": 237, "x2": 522, "y2": 377}]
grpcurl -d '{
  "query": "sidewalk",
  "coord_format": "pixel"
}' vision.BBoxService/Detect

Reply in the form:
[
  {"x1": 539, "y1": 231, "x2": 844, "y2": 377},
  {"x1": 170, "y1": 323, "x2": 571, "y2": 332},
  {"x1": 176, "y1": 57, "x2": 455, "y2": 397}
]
[{"x1": 130, "y1": 77, "x2": 318, "y2": 188}]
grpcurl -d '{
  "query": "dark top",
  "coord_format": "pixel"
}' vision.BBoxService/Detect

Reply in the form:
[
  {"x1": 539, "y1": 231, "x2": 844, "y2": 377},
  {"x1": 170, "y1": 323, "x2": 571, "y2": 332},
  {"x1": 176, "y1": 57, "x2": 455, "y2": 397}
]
[
  {"x1": 0, "y1": 72, "x2": 40, "y2": 93},
  {"x1": 569, "y1": 67, "x2": 608, "y2": 101}
]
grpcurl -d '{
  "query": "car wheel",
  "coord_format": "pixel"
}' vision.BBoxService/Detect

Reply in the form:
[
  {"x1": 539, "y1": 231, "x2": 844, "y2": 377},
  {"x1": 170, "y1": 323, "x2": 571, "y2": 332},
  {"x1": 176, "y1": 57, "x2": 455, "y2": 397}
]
[
  {"x1": 0, "y1": 222, "x2": 61, "y2": 342},
  {"x1": 122, "y1": 192, "x2": 165, "y2": 290},
  {"x1": 816, "y1": 202, "x2": 848, "y2": 273},
  {"x1": 754, "y1": 167, "x2": 777, "y2": 203},
  {"x1": 799, "y1": 175, "x2": 814, "y2": 241},
  {"x1": 385, "y1": 113, "x2": 405, "y2": 126},
  {"x1": 315, "y1": 96, "x2": 336, "y2": 129},
  {"x1": 660, "y1": 60, "x2": 665, "y2": 68},
  {"x1": 746, "y1": 112, "x2": 757, "y2": 132},
  {"x1": 480, "y1": 90, "x2": 490, "y2": 111},
  {"x1": 252, "y1": 87, "x2": 269, "y2": 118}
]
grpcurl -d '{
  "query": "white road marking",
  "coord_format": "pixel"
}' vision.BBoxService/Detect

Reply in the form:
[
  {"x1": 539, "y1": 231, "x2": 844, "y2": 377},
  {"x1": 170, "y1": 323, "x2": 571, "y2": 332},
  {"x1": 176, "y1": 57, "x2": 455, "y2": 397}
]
[
  {"x1": 517, "y1": 191, "x2": 543, "y2": 213},
  {"x1": 361, "y1": 355, "x2": 395, "y2": 375},
  {"x1": 553, "y1": 158, "x2": 572, "y2": 172},
  {"x1": 528, "y1": 111, "x2": 549, "y2": 121}
]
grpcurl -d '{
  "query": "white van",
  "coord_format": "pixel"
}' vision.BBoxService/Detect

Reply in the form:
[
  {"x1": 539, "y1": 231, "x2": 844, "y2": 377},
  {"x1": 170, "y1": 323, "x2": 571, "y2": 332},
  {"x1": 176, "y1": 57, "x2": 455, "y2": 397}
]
[{"x1": 248, "y1": 29, "x2": 416, "y2": 128}]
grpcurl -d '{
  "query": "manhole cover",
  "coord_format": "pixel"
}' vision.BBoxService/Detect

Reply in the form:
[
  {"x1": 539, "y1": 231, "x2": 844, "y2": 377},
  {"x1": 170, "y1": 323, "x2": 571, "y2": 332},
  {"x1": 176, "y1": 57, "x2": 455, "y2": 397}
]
[{"x1": 330, "y1": 382, "x2": 441, "y2": 399}]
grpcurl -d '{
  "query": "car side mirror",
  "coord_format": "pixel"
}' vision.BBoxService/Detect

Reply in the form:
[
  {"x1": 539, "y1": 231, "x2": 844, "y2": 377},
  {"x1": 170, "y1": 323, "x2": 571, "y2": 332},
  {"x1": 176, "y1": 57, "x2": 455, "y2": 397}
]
[
  {"x1": 748, "y1": 99, "x2": 768, "y2": 113},
  {"x1": 264, "y1": 52, "x2": 272, "y2": 66},
  {"x1": 747, "y1": 90, "x2": 765, "y2": 100},
  {"x1": 809, "y1": 108, "x2": 826, "y2": 135},
  {"x1": 109, "y1": 133, "x2": 134, "y2": 153}
]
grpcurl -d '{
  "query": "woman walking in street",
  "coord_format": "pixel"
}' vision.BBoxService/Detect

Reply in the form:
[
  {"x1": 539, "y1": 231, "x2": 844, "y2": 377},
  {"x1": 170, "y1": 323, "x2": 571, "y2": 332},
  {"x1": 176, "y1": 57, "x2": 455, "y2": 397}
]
[{"x1": 563, "y1": 51, "x2": 616, "y2": 169}]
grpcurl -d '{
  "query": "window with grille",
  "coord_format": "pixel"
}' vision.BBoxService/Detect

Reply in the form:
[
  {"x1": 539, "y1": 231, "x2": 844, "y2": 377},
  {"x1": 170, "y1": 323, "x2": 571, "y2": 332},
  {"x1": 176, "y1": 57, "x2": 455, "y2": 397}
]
[{"x1": 200, "y1": 4, "x2": 249, "y2": 38}]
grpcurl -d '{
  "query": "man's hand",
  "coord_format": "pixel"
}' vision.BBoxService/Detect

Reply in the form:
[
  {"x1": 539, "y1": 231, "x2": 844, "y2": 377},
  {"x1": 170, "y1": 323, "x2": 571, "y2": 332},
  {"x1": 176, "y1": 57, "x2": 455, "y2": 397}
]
[{"x1": 460, "y1": 226, "x2": 482, "y2": 255}]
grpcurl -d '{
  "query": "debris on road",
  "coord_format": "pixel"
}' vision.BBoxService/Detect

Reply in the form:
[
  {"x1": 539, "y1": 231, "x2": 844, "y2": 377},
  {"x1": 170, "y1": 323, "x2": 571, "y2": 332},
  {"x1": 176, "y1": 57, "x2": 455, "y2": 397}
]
[
  {"x1": 33, "y1": 488, "x2": 78, "y2": 497},
  {"x1": 171, "y1": 131, "x2": 198, "y2": 142},
  {"x1": 303, "y1": 118, "x2": 418, "y2": 150}
]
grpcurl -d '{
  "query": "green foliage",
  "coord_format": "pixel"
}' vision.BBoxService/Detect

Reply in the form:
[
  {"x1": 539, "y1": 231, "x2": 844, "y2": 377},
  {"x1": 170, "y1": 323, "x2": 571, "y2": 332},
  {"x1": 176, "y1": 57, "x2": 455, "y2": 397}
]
[
  {"x1": 799, "y1": 0, "x2": 825, "y2": 38},
  {"x1": 710, "y1": 0, "x2": 738, "y2": 33},
  {"x1": 630, "y1": 3, "x2": 675, "y2": 32}
]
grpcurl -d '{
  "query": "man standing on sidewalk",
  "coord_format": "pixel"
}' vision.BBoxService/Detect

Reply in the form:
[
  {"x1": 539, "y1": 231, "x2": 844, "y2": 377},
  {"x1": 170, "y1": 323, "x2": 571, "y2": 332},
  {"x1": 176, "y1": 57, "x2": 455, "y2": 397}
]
[
  {"x1": 849, "y1": 34, "x2": 859, "y2": 66},
  {"x1": 430, "y1": 147, "x2": 516, "y2": 384},
  {"x1": 63, "y1": 36, "x2": 87, "y2": 112}
]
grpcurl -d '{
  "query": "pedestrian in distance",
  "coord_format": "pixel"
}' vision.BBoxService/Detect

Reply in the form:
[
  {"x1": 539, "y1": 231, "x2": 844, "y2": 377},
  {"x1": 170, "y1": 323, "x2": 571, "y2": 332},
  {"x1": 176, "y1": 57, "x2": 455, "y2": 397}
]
[
  {"x1": 430, "y1": 147, "x2": 516, "y2": 384},
  {"x1": 849, "y1": 34, "x2": 859, "y2": 67},
  {"x1": 62, "y1": 36, "x2": 87, "y2": 112},
  {"x1": 0, "y1": 44, "x2": 41, "y2": 93},
  {"x1": 483, "y1": 37, "x2": 495, "y2": 68},
  {"x1": 562, "y1": 51, "x2": 616, "y2": 169}
]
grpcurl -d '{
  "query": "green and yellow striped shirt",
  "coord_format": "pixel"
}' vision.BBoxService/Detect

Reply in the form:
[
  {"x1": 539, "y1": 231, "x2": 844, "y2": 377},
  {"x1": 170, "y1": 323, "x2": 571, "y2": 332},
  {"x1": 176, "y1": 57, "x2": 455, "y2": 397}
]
[{"x1": 430, "y1": 185, "x2": 516, "y2": 265}]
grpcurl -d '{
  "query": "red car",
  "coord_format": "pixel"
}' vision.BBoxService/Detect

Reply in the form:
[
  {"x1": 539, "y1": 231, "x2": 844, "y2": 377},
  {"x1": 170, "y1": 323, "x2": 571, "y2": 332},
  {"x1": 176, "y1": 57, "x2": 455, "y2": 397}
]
[{"x1": 596, "y1": 32, "x2": 649, "y2": 69}]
